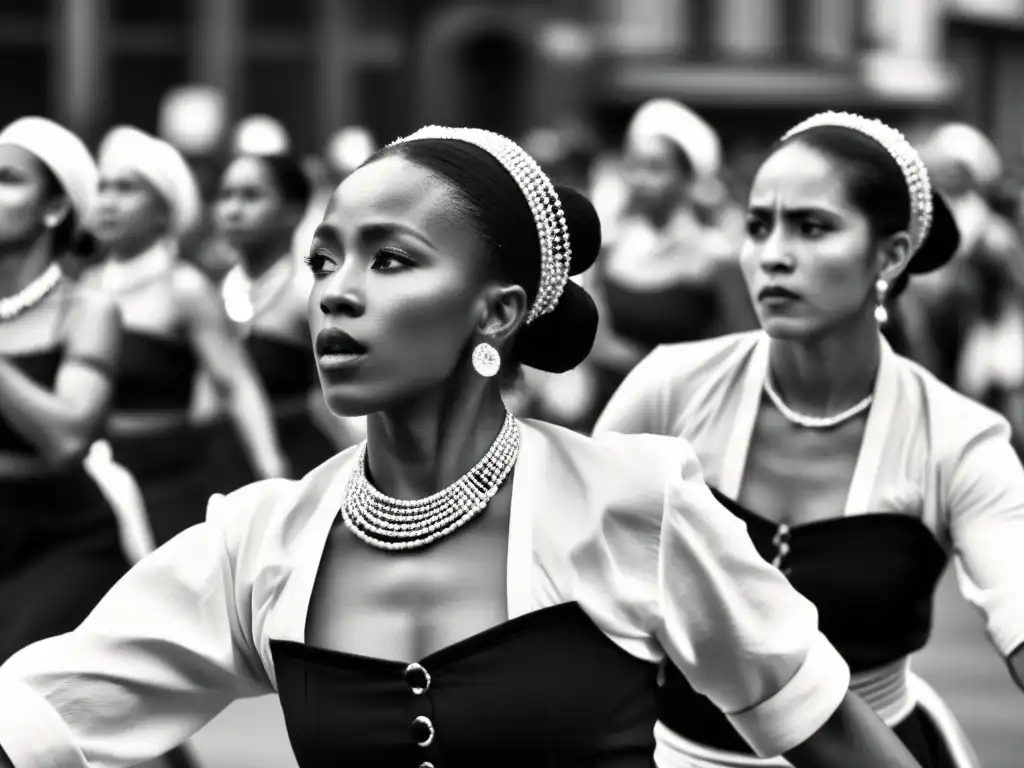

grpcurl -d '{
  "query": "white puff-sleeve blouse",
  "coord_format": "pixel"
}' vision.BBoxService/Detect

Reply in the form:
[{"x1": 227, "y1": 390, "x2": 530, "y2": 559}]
[
  {"x1": 0, "y1": 420, "x2": 849, "y2": 768},
  {"x1": 595, "y1": 330, "x2": 1024, "y2": 661}
]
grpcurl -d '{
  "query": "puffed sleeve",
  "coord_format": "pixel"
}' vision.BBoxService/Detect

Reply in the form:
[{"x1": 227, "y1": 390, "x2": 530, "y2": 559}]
[
  {"x1": 947, "y1": 418, "x2": 1024, "y2": 657},
  {"x1": 593, "y1": 345, "x2": 675, "y2": 436},
  {"x1": 0, "y1": 490, "x2": 273, "y2": 768},
  {"x1": 654, "y1": 440, "x2": 851, "y2": 757}
]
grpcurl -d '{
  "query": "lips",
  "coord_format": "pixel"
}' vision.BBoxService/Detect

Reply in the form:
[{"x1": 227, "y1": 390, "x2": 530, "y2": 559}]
[
  {"x1": 757, "y1": 286, "x2": 800, "y2": 301},
  {"x1": 316, "y1": 328, "x2": 368, "y2": 356}
]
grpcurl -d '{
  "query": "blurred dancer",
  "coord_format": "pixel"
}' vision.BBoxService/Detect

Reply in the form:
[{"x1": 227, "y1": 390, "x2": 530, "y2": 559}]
[
  {"x1": 0, "y1": 118, "x2": 130, "y2": 660},
  {"x1": 915, "y1": 124, "x2": 1024, "y2": 440},
  {"x1": 82, "y1": 126, "x2": 287, "y2": 547},
  {"x1": 0, "y1": 125, "x2": 923, "y2": 768},
  {"x1": 585, "y1": 99, "x2": 756, "y2": 428},
  {"x1": 208, "y1": 153, "x2": 362, "y2": 490},
  {"x1": 597, "y1": 112, "x2": 1024, "y2": 767}
]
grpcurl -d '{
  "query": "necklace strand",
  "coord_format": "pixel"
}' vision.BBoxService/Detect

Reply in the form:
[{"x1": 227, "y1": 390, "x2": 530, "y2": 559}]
[
  {"x1": 0, "y1": 264, "x2": 63, "y2": 321},
  {"x1": 342, "y1": 412, "x2": 521, "y2": 551},
  {"x1": 763, "y1": 376, "x2": 873, "y2": 429}
]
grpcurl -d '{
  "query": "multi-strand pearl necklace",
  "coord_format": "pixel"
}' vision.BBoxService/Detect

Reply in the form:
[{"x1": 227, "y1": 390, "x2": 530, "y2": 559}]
[
  {"x1": 341, "y1": 413, "x2": 521, "y2": 551},
  {"x1": 763, "y1": 376, "x2": 873, "y2": 430},
  {"x1": 0, "y1": 263, "x2": 63, "y2": 321}
]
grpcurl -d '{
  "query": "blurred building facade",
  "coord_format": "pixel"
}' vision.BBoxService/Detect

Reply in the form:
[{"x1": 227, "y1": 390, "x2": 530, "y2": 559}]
[{"x1": 1, "y1": 0, "x2": 1024, "y2": 162}]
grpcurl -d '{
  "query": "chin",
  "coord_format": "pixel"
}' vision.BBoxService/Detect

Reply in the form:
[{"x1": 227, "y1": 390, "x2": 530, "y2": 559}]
[
  {"x1": 758, "y1": 315, "x2": 820, "y2": 340},
  {"x1": 322, "y1": 388, "x2": 380, "y2": 418}
]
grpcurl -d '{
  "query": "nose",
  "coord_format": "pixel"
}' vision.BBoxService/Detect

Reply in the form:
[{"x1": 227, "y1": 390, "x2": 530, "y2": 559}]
[
  {"x1": 318, "y1": 262, "x2": 366, "y2": 317},
  {"x1": 758, "y1": 227, "x2": 794, "y2": 273}
]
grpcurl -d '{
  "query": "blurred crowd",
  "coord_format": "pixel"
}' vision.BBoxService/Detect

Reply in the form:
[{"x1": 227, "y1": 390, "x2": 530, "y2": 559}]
[{"x1": 43, "y1": 88, "x2": 1024, "y2": 457}]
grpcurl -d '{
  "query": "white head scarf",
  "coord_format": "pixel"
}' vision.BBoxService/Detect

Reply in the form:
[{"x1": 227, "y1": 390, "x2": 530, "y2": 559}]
[
  {"x1": 0, "y1": 116, "x2": 98, "y2": 222},
  {"x1": 626, "y1": 99, "x2": 722, "y2": 181},
  {"x1": 324, "y1": 126, "x2": 376, "y2": 175},
  {"x1": 232, "y1": 115, "x2": 291, "y2": 156},
  {"x1": 921, "y1": 122, "x2": 1002, "y2": 187},
  {"x1": 98, "y1": 126, "x2": 202, "y2": 237}
]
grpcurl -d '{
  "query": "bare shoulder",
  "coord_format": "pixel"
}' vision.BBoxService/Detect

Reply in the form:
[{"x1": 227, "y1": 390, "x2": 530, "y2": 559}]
[{"x1": 61, "y1": 285, "x2": 122, "y2": 339}]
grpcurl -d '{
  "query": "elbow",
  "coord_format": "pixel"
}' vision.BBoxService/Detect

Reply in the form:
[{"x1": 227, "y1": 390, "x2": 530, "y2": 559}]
[{"x1": 38, "y1": 432, "x2": 93, "y2": 470}]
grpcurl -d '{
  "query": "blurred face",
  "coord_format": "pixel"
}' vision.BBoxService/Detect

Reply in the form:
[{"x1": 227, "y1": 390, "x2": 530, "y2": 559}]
[
  {"x1": 623, "y1": 134, "x2": 689, "y2": 214},
  {"x1": 307, "y1": 155, "x2": 494, "y2": 416},
  {"x1": 92, "y1": 163, "x2": 169, "y2": 248},
  {"x1": 741, "y1": 142, "x2": 878, "y2": 340},
  {"x1": 0, "y1": 144, "x2": 53, "y2": 246},
  {"x1": 214, "y1": 156, "x2": 295, "y2": 250}
]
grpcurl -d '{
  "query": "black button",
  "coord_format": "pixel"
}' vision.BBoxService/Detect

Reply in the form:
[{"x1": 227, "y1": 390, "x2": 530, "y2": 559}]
[
  {"x1": 404, "y1": 662, "x2": 431, "y2": 694},
  {"x1": 412, "y1": 715, "x2": 435, "y2": 747}
]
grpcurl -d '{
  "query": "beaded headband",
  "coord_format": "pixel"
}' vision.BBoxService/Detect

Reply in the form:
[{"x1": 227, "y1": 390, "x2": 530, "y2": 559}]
[
  {"x1": 781, "y1": 111, "x2": 933, "y2": 255},
  {"x1": 387, "y1": 126, "x2": 571, "y2": 324}
]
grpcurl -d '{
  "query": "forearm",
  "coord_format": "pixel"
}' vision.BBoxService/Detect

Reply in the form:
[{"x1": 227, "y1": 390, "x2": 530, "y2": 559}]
[
  {"x1": 784, "y1": 693, "x2": 921, "y2": 768},
  {"x1": 0, "y1": 359, "x2": 91, "y2": 464},
  {"x1": 227, "y1": 379, "x2": 288, "y2": 478}
]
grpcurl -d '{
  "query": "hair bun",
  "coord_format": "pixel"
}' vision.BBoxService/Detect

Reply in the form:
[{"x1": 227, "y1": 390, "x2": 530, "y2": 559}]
[
  {"x1": 556, "y1": 184, "x2": 601, "y2": 277},
  {"x1": 514, "y1": 280, "x2": 598, "y2": 373},
  {"x1": 907, "y1": 189, "x2": 959, "y2": 274}
]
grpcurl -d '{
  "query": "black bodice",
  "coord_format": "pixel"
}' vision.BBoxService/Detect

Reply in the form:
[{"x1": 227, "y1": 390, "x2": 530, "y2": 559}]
[
  {"x1": 661, "y1": 488, "x2": 948, "y2": 755},
  {"x1": 271, "y1": 602, "x2": 659, "y2": 767}
]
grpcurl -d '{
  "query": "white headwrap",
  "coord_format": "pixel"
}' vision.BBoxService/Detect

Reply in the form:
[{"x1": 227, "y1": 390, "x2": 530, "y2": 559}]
[
  {"x1": 0, "y1": 117, "x2": 98, "y2": 221},
  {"x1": 232, "y1": 114, "x2": 291, "y2": 156},
  {"x1": 98, "y1": 126, "x2": 202, "y2": 237},
  {"x1": 626, "y1": 99, "x2": 722, "y2": 180},
  {"x1": 324, "y1": 126, "x2": 376, "y2": 175},
  {"x1": 921, "y1": 122, "x2": 1002, "y2": 187}
]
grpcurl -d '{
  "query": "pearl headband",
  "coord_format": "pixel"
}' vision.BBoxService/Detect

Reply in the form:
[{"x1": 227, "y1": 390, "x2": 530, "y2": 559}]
[
  {"x1": 388, "y1": 126, "x2": 571, "y2": 324},
  {"x1": 781, "y1": 111, "x2": 933, "y2": 255}
]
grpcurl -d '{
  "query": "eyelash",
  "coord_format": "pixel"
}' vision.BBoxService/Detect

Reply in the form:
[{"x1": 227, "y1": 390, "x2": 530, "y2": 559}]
[{"x1": 303, "y1": 247, "x2": 413, "y2": 275}]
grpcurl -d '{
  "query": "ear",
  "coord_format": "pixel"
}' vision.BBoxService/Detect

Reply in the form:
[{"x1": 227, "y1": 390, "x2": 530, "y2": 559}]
[
  {"x1": 875, "y1": 231, "x2": 912, "y2": 284},
  {"x1": 43, "y1": 194, "x2": 71, "y2": 230},
  {"x1": 474, "y1": 283, "x2": 529, "y2": 347}
]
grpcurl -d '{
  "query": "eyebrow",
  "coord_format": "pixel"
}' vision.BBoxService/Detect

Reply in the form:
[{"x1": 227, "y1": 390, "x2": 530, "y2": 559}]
[
  {"x1": 311, "y1": 220, "x2": 437, "y2": 250},
  {"x1": 747, "y1": 204, "x2": 842, "y2": 218}
]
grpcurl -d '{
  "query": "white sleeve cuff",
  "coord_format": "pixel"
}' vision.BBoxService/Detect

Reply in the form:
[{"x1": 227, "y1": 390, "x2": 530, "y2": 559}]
[
  {"x1": 726, "y1": 632, "x2": 850, "y2": 758},
  {"x1": 0, "y1": 680, "x2": 88, "y2": 768}
]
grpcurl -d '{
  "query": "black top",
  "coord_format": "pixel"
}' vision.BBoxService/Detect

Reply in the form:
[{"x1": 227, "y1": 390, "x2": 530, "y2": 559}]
[
  {"x1": 271, "y1": 602, "x2": 659, "y2": 767},
  {"x1": 245, "y1": 333, "x2": 315, "y2": 400},
  {"x1": 661, "y1": 488, "x2": 948, "y2": 755},
  {"x1": 602, "y1": 277, "x2": 718, "y2": 351},
  {"x1": 0, "y1": 349, "x2": 61, "y2": 454},
  {"x1": 113, "y1": 331, "x2": 197, "y2": 412}
]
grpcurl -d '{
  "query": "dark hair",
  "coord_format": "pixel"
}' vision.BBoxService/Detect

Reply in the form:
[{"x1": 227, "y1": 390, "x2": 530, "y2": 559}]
[
  {"x1": 40, "y1": 166, "x2": 97, "y2": 258},
  {"x1": 780, "y1": 126, "x2": 959, "y2": 298},
  {"x1": 237, "y1": 153, "x2": 312, "y2": 210},
  {"x1": 368, "y1": 138, "x2": 601, "y2": 374}
]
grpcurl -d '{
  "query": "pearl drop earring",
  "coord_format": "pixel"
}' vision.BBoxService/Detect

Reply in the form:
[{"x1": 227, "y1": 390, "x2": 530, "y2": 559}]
[{"x1": 874, "y1": 278, "x2": 889, "y2": 325}]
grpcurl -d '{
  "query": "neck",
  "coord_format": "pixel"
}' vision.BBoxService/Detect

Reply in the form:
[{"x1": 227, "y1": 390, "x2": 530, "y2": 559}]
[
  {"x1": 0, "y1": 234, "x2": 54, "y2": 297},
  {"x1": 241, "y1": 244, "x2": 289, "y2": 280},
  {"x1": 109, "y1": 232, "x2": 165, "y2": 261},
  {"x1": 768, "y1": 314, "x2": 881, "y2": 417},
  {"x1": 364, "y1": 378, "x2": 509, "y2": 500}
]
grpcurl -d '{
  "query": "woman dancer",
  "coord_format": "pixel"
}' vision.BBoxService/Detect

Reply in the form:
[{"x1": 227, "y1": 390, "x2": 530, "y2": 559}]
[
  {"x1": 83, "y1": 126, "x2": 287, "y2": 546},
  {"x1": 595, "y1": 112, "x2": 1024, "y2": 767},
  {"x1": 0, "y1": 117, "x2": 130, "y2": 662},
  {"x1": 0, "y1": 127, "x2": 925, "y2": 768},
  {"x1": 586, "y1": 99, "x2": 755, "y2": 427},
  {"x1": 209, "y1": 152, "x2": 356, "y2": 489}
]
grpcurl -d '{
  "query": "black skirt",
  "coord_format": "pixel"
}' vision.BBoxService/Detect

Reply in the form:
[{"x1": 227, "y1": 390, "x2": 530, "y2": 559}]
[
  {"x1": 0, "y1": 470, "x2": 129, "y2": 663},
  {"x1": 107, "y1": 424, "x2": 220, "y2": 547}
]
